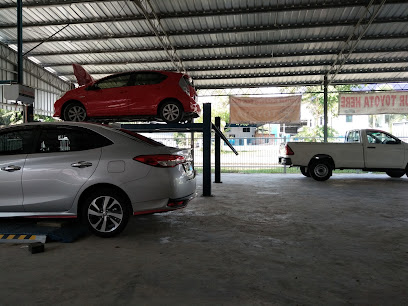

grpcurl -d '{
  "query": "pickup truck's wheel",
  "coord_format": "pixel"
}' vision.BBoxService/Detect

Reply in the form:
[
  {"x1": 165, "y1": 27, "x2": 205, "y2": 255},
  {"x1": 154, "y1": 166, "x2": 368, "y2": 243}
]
[
  {"x1": 309, "y1": 160, "x2": 332, "y2": 181},
  {"x1": 300, "y1": 166, "x2": 310, "y2": 177},
  {"x1": 385, "y1": 170, "x2": 405, "y2": 178}
]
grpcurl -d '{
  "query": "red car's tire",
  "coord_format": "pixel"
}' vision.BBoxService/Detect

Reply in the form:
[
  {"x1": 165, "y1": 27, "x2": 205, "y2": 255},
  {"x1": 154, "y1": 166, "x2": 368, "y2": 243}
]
[
  {"x1": 159, "y1": 100, "x2": 183, "y2": 123},
  {"x1": 63, "y1": 102, "x2": 87, "y2": 122}
]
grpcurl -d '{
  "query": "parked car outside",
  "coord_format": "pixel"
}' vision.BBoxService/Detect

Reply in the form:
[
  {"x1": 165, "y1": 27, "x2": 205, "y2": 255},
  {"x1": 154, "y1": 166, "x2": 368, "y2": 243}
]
[
  {"x1": 54, "y1": 67, "x2": 201, "y2": 123},
  {"x1": 0, "y1": 122, "x2": 196, "y2": 237}
]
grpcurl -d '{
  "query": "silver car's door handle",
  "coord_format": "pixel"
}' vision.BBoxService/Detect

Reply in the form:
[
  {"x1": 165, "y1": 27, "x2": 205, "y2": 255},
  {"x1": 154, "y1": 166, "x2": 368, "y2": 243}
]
[
  {"x1": 1, "y1": 165, "x2": 22, "y2": 172},
  {"x1": 71, "y1": 161, "x2": 93, "y2": 168}
]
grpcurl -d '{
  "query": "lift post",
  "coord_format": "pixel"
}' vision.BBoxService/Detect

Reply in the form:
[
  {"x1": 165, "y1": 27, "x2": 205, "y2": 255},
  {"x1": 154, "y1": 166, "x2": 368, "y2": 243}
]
[
  {"x1": 202, "y1": 103, "x2": 212, "y2": 196},
  {"x1": 214, "y1": 117, "x2": 222, "y2": 183},
  {"x1": 119, "y1": 103, "x2": 237, "y2": 197}
]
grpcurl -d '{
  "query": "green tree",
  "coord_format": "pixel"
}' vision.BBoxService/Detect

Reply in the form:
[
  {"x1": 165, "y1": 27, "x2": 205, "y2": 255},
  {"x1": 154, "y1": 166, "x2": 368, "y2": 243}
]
[
  {"x1": 302, "y1": 84, "x2": 358, "y2": 124},
  {"x1": 0, "y1": 109, "x2": 23, "y2": 125},
  {"x1": 0, "y1": 109, "x2": 56, "y2": 125},
  {"x1": 195, "y1": 92, "x2": 230, "y2": 125},
  {"x1": 295, "y1": 126, "x2": 338, "y2": 142},
  {"x1": 173, "y1": 132, "x2": 187, "y2": 147},
  {"x1": 282, "y1": 84, "x2": 360, "y2": 138},
  {"x1": 34, "y1": 114, "x2": 57, "y2": 122}
]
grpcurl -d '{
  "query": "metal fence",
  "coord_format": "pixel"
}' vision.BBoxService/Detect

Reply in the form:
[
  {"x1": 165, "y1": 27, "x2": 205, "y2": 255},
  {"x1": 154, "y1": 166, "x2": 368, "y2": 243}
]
[
  {"x1": 143, "y1": 133, "x2": 408, "y2": 174},
  {"x1": 142, "y1": 134, "x2": 339, "y2": 173}
]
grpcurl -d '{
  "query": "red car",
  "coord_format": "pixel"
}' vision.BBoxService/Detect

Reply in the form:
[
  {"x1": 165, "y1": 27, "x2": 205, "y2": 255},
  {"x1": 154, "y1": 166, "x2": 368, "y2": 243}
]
[{"x1": 54, "y1": 66, "x2": 201, "y2": 123}]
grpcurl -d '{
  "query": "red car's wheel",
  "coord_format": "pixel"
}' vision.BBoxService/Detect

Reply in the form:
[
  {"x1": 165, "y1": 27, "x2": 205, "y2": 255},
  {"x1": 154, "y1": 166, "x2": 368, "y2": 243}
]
[
  {"x1": 63, "y1": 102, "x2": 87, "y2": 122},
  {"x1": 159, "y1": 101, "x2": 183, "y2": 123}
]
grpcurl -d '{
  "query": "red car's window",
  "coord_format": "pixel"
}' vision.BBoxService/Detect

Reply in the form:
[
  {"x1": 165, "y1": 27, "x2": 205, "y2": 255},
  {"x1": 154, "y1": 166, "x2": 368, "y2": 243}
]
[
  {"x1": 95, "y1": 73, "x2": 132, "y2": 89},
  {"x1": 118, "y1": 129, "x2": 164, "y2": 147},
  {"x1": 183, "y1": 75, "x2": 194, "y2": 87},
  {"x1": 132, "y1": 72, "x2": 167, "y2": 86}
]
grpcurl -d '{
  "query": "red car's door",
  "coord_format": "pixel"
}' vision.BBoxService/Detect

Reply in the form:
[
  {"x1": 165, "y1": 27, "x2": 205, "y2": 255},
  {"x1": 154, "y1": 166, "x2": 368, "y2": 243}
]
[
  {"x1": 84, "y1": 73, "x2": 133, "y2": 117},
  {"x1": 127, "y1": 72, "x2": 168, "y2": 115}
]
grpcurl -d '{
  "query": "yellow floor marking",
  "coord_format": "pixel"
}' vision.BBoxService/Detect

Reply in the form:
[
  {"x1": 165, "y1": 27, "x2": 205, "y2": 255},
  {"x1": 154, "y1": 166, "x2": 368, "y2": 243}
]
[
  {"x1": 18, "y1": 235, "x2": 27, "y2": 240},
  {"x1": 6, "y1": 235, "x2": 15, "y2": 239}
]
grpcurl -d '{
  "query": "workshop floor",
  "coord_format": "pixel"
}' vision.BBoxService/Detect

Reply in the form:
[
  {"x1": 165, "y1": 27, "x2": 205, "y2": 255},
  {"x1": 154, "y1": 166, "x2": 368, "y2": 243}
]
[{"x1": 0, "y1": 173, "x2": 407, "y2": 305}]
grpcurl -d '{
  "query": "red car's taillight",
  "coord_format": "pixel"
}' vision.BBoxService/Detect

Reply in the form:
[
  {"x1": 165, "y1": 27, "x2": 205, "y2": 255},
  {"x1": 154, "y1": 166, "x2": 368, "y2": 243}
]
[
  {"x1": 285, "y1": 144, "x2": 294, "y2": 155},
  {"x1": 133, "y1": 154, "x2": 186, "y2": 167}
]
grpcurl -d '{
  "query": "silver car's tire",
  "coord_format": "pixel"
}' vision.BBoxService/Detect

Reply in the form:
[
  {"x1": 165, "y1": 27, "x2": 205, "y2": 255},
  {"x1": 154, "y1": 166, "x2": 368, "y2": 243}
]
[
  {"x1": 63, "y1": 102, "x2": 87, "y2": 122},
  {"x1": 82, "y1": 189, "x2": 130, "y2": 238},
  {"x1": 159, "y1": 100, "x2": 183, "y2": 123}
]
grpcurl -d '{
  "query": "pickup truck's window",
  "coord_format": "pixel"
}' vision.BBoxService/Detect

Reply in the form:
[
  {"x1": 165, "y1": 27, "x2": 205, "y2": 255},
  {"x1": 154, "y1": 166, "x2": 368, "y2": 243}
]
[
  {"x1": 366, "y1": 131, "x2": 400, "y2": 144},
  {"x1": 346, "y1": 130, "x2": 360, "y2": 142}
]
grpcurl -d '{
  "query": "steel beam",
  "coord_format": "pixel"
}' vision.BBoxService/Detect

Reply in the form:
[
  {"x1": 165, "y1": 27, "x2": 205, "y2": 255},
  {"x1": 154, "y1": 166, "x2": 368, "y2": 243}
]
[
  {"x1": 119, "y1": 123, "x2": 203, "y2": 132},
  {"x1": 43, "y1": 47, "x2": 408, "y2": 68},
  {"x1": 6, "y1": 17, "x2": 406, "y2": 45},
  {"x1": 17, "y1": 0, "x2": 22, "y2": 85},
  {"x1": 29, "y1": 34, "x2": 408, "y2": 56},
  {"x1": 325, "y1": 0, "x2": 387, "y2": 85},
  {"x1": 1, "y1": 0, "x2": 405, "y2": 22}
]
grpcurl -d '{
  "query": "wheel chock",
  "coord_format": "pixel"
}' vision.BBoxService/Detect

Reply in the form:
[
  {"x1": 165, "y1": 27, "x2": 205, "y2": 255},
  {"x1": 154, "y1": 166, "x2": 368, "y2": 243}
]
[{"x1": 29, "y1": 242, "x2": 45, "y2": 254}]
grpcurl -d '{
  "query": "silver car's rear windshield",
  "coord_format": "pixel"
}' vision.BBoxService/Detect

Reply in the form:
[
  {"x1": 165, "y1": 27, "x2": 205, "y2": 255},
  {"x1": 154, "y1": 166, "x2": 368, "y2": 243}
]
[{"x1": 117, "y1": 128, "x2": 164, "y2": 147}]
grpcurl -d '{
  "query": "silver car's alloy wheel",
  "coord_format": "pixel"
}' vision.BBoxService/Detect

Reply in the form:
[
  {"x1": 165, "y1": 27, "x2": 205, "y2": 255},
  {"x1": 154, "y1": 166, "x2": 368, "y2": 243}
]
[
  {"x1": 65, "y1": 104, "x2": 87, "y2": 122},
  {"x1": 87, "y1": 196, "x2": 124, "y2": 234},
  {"x1": 161, "y1": 102, "x2": 181, "y2": 123}
]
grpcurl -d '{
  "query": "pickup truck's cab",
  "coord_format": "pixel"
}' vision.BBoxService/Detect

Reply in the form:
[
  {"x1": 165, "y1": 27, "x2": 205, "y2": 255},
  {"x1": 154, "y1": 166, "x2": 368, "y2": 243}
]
[{"x1": 279, "y1": 129, "x2": 408, "y2": 181}]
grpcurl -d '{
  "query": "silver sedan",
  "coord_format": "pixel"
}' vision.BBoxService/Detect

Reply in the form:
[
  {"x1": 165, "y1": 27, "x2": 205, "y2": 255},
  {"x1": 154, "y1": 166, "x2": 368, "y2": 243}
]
[{"x1": 0, "y1": 122, "x2": 196, "y2": 237}]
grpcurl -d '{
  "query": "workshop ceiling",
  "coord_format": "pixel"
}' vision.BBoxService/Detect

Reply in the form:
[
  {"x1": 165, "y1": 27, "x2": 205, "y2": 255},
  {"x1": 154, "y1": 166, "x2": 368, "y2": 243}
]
[{"x1": 0, "y1": 0, "x2": 407, "y2": 89}]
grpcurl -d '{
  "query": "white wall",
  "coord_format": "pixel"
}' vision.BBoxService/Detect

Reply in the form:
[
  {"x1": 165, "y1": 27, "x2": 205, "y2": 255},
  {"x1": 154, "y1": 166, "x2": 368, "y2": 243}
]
[{"x1": 0, "y1": 42, "x2": 71, "y2": 117}]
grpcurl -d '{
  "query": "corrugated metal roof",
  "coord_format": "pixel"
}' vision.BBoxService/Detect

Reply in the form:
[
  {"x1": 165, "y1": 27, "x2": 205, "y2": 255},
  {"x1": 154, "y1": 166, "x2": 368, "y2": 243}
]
[{"x1": 0, "y1": 0, "x2": 407, "y2": 89}]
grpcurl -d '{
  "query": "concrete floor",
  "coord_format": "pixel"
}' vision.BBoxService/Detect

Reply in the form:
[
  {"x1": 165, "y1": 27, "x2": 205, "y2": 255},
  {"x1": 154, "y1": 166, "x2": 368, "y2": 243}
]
[{"x1": 0, "y1": 173, "x2": 407, "y2": 305}]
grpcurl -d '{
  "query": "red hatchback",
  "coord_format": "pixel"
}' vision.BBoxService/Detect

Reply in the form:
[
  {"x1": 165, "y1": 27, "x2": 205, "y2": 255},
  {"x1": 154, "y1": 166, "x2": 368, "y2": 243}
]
[{"x1": 54, "y1": 69, "x2": 201, "y2": 123}]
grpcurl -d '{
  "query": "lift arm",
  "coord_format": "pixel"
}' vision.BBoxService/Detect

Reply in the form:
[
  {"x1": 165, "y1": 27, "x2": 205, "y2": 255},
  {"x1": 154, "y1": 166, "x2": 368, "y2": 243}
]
[{"x1": 212, "y1": 123, "x2": 238, "y2": 155}]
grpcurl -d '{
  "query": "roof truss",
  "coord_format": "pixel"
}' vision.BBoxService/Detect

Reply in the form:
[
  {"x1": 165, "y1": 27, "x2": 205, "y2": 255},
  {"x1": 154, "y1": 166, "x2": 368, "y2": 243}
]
[{"x1": 0, "y1": 0, "x2": 406, "y2": 89}]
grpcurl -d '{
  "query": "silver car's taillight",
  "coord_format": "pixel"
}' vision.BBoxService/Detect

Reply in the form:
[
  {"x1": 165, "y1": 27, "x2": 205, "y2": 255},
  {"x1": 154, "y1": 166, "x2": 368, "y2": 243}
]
[{"x1": 133, "y1": 154, "x2": 186, "y2": 167}]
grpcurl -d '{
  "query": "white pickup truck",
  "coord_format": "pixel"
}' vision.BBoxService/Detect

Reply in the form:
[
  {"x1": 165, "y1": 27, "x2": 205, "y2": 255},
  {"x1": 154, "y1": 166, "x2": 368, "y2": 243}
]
[{"x1": 279, "y1": 129, "x2": 408, "y2": 181}]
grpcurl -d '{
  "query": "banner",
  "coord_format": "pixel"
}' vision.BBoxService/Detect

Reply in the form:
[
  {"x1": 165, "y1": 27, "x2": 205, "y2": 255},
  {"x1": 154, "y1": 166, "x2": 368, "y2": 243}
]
[
  {"x1": 229, "y1": 95, "x2": 301, "y2": 124},
  {"x1": 339, "y1": 92, "x2": 408, "y2": 115}
]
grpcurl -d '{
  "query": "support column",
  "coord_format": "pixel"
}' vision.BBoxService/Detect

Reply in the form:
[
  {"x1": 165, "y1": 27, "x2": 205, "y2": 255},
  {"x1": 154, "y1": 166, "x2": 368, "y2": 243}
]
[
  {"x1": 17, "y1": 0, "x2": 23, "y2": 85},
  {"x1": 214, "y1": 116, "x2": 222, "y2": 183},
  {"x1": 202, "y1": 103, "x2": 212, "y2": 196},
  {"x1": 323, "y1": 75, "x2": 328, "y2": 143}
]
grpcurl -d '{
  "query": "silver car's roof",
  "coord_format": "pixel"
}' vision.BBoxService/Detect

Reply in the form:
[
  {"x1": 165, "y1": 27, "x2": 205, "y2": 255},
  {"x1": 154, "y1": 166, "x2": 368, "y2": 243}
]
[{"x1": 0, "y1": 121, "x2": 166, "y2": 148}]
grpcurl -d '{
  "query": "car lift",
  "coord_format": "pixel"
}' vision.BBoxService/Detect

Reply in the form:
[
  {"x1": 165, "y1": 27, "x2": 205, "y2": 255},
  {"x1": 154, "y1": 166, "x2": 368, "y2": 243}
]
[{"x1": 120, "y1": 103, "x2": 238, "y2": 197}]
